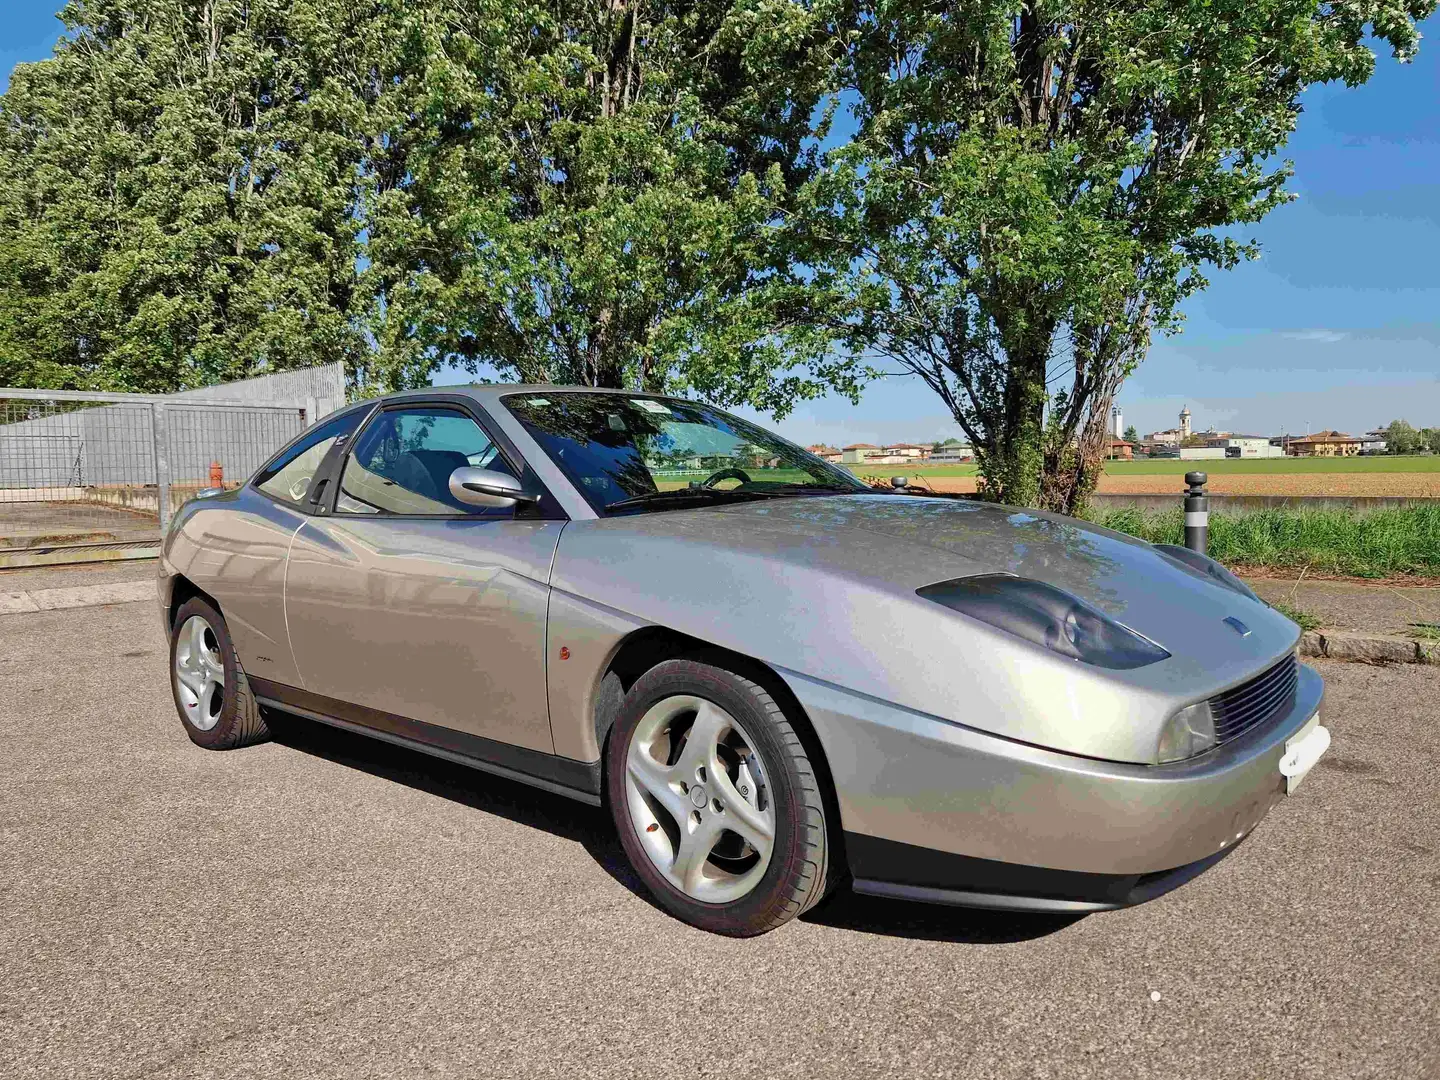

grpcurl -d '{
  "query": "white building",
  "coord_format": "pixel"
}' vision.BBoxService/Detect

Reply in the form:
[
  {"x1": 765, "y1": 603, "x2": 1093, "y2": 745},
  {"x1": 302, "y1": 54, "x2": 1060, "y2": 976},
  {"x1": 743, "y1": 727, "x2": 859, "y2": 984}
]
[{"x1": 929, "y1": 443, "x2": 973, "y2": 463}]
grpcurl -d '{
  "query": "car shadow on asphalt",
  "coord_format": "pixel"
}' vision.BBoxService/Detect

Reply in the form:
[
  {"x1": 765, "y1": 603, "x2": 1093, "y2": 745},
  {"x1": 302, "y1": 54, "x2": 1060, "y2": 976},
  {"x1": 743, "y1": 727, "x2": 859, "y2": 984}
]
[{"x1": 264, "y1": 709, "x2": 1081, "y2": 946}]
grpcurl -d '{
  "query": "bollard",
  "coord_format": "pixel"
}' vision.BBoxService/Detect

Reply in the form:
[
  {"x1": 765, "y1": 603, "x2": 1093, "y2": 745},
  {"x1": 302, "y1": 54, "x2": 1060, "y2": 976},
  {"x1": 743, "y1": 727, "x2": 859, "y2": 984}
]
[
  {"x1": 890, "y1": 476, "x2": 909, "y2": 491},
  {"x1": 1184, "y1": 471, "x2": 1209, "y2": 554}
]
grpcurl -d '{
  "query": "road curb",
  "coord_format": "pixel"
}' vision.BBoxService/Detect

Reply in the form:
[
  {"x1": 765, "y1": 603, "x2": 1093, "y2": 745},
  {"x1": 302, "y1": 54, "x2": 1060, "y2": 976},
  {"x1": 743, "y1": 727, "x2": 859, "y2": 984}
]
[{"x1": 1299, "y1": 629, "x2": 1437, "y2": 665}]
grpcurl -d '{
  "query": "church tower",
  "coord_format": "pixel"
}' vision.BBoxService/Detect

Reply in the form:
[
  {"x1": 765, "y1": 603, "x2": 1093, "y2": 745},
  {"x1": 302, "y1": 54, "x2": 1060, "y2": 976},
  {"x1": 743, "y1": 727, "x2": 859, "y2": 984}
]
[{"x1": 1179, "y1": 405, "x2": 1192, "y2": 440}]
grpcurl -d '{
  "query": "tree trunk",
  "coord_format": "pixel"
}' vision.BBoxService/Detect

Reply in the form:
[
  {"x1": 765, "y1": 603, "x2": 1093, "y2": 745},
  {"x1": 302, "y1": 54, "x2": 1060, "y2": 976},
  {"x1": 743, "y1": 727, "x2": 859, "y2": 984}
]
[{"x1": 976, "y1": 336, "x2": 1048, "y2": 507}]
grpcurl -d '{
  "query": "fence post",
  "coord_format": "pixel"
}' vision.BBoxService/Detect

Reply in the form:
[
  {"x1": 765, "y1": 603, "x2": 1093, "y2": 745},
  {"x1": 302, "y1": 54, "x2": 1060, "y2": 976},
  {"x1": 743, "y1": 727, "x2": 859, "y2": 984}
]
[
  {"x1": 152, "y1": 402, "x2": 172, "y2": 532},
  {"x1": 1184, "y1": 471, "x2": 1208, "y2": 554}
]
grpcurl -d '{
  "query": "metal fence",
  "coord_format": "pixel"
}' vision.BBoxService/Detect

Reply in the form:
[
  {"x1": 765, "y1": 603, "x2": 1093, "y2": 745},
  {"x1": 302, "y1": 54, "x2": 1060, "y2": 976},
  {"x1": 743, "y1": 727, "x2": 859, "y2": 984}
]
[{"x1": 1, "y1": 389, "x2": 306, "y2": 563}]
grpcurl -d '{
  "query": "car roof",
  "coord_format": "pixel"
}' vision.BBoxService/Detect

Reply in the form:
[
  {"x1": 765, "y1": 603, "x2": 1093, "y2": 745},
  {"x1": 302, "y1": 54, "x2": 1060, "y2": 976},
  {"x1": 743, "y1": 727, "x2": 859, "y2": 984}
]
[{"x1": 377, "y1": 384, "x2": 673, "y2": 407}]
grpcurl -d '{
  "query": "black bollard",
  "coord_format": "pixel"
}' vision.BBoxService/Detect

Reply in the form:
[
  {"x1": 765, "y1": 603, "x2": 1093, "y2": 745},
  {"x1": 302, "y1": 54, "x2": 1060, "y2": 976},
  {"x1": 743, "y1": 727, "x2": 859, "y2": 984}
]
[{"x1": 1184, "y1": 471, "x2": 1209, "y2": 554}]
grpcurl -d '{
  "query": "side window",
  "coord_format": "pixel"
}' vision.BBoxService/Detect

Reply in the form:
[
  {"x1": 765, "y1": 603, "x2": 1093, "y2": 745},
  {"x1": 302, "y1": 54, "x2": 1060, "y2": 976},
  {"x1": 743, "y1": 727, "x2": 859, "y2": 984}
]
[
  {"x1": 335, "y1": 407, "x2": 517, "y2": 517},
  {"x1": 254, "y1": 409, "x2": 366, "y2": 507}
]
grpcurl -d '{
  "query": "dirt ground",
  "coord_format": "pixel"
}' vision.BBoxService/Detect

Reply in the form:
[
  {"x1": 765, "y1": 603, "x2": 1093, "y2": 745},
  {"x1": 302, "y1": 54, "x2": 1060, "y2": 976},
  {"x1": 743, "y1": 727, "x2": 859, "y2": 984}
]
[{"x1": 910, "y1": 472, "x2": 1440, "y2": 497}]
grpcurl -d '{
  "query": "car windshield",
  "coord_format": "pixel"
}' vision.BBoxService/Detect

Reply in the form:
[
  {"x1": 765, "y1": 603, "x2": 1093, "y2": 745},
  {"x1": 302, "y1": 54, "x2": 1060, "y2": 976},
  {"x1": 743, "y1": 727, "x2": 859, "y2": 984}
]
[{"x1": 501, "y1": 392, "x2": 870, "y2": 515}]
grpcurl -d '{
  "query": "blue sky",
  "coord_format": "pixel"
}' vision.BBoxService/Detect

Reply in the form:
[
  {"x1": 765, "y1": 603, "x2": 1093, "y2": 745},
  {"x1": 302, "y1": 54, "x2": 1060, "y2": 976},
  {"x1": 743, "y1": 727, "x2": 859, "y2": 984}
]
[{"x1": 4, "y1": 6, "x2": 1436, "y2": 445}]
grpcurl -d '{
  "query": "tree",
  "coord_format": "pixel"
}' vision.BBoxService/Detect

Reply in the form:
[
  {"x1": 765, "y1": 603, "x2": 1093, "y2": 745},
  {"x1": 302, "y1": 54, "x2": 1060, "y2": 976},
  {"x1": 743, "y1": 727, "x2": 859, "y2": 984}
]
[
  {"x1": 0, "y1": 0, "x2": 866, "y2": 414},
  {"x1": 1123, "y1": 425, "x2": 1138, "y2": 443},
  {"x1": 1384, "y1": 419, "x2": 1424, "y2": 455},
  {"x1": 0, "y1": 0, "x2": 385, "y2": 391},
  {"x1": 798, "y1": 0, "x2": 1433, "y2": 510},
  {"x1": 392, "y1": 0, "x2": 864, "y2": 413}
]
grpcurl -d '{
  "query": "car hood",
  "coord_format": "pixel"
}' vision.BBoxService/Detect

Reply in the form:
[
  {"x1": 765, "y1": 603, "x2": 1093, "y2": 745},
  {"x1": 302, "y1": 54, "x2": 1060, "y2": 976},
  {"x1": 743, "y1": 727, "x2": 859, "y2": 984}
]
[{"x1": 552, "y1": 494, "x2": 1301, "y2": 762}]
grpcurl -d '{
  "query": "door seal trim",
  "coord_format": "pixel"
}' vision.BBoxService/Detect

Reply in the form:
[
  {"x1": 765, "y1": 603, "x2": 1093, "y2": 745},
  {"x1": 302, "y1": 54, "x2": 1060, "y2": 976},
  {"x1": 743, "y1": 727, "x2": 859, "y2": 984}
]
[{"x1": 250, "y1": 677, "x2": 601, "y2": 805}]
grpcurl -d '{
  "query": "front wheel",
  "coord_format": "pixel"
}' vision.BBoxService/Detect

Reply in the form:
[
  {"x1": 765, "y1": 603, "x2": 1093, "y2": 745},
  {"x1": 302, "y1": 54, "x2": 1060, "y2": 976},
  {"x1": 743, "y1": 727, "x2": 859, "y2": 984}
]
[
  {"x1": 169, "y1": 596, "x2": 270, "y2": 750},
  {"x1": 606, "y1": 658, "x2": 835, "y2": 936}
]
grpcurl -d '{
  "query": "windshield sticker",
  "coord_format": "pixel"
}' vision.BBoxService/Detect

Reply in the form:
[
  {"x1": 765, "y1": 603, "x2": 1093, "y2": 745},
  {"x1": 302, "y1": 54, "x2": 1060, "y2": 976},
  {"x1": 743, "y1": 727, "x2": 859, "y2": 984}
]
[
  {"x1": 526, "y1": 398, "x2": 550, "y2": 406},
  {"x1": 633, "y1": 399, "x2": 672, "y2": 415}
]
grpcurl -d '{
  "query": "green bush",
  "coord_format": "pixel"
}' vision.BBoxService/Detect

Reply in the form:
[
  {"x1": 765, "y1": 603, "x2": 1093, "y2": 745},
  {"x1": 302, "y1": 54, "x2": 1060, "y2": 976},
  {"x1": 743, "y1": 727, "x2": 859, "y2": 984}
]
[{"x1": 1087, "y1": 505, "x2": 1440, "y2": 579}]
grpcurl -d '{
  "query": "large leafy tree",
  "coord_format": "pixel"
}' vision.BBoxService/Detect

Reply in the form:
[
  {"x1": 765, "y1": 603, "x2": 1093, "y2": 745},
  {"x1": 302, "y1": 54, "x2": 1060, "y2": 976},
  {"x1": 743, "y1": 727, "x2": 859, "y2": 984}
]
[
  {"x1": 0, "y1": 0, "x2": 866, "y2": 415},
  {"x1": 0, "y1": 0, "x2": 385, "y2": 391},
  {"x1": 800, "y1": 0, "x2": 1434, "y2": 510},
  {"x1": 368, "y1": 0, "x2": 862, "y2": 413}
]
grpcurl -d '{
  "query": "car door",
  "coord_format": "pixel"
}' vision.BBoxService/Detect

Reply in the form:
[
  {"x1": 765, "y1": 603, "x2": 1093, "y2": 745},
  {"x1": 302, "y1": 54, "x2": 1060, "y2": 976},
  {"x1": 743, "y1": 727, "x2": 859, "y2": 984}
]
[{"x1": 283, "y1": 399, "x2": 565, "y2": 754}]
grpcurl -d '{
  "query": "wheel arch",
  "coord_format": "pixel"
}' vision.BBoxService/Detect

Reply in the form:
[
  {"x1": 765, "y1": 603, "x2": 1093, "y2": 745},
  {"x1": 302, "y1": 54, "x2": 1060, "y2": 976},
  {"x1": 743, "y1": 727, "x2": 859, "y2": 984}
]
[
  {"x1": 167, "y1": 573, "x2": 222, "y2": 630},
  {"x1": 596, "y1": 626, "x2": 850, "y2": 878}
]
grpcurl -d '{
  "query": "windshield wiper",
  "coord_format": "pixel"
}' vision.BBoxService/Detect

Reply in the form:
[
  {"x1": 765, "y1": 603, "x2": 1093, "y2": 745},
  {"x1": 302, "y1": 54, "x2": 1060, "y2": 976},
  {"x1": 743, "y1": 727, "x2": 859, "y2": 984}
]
[{"x1": 604, "y1": 488, "x2": 773, "y2": 513}]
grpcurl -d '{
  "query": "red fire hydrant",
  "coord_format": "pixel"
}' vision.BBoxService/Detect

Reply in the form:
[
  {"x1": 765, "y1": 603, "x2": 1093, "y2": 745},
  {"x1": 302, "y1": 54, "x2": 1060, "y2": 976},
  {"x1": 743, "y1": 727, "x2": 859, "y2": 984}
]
[{"x1": 209, "y1": 461, "x2": 224, "y2": 488}]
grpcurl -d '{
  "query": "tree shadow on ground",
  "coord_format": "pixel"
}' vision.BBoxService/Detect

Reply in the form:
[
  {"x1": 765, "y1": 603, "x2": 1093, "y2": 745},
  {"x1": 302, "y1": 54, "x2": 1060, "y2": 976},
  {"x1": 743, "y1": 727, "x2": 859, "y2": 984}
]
[{"x1": 264, "y1": 708, "x2": 1081, "y2": 946}]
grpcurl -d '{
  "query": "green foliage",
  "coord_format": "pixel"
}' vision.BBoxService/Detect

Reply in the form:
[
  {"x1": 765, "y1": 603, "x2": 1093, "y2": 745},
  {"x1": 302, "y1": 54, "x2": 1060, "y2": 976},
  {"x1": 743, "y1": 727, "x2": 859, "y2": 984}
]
[
  {"x1": 798, "y1": 0, "x2": 1434, "y2": 510},
  {"x1": 1383, "y1": 419, "x2": 1440, "y2": 454},
  {"x1": 1123, "y1": 425, "x2": 1138, "y2": 443},
  {"x1": 0, "y1": 0, "x2": 866, "y2": 411},
  {"x1": 1089, "y1": 505, "x2": 1440, "y2": 579},
  {"x1": 1270, "y1": 601, "x2": 1322, "y2": 633}
]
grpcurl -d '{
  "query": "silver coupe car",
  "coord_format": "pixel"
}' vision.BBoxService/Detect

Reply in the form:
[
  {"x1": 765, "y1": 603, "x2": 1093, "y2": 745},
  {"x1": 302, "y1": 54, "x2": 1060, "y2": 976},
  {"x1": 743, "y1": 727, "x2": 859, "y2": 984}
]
[{"x1": 158, "y1": 385, "x2": 1331, "y2": 936}]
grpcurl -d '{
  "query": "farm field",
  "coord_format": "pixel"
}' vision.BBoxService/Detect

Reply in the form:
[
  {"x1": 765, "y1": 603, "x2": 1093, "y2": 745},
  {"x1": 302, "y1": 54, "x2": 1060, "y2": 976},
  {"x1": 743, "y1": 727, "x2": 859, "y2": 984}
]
[{"x1": 845, "y1": 455, "x2": 1440, "y2": 497}]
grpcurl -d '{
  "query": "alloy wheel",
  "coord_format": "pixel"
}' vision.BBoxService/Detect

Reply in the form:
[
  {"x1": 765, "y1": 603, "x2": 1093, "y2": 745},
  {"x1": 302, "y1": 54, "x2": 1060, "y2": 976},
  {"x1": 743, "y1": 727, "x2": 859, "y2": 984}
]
[
  {"x1": 624, "y1": 694, "x2": 776, "y2": 904},
  {"x1": 174, "y1": 614, "x2": 226, "y2": 732}
]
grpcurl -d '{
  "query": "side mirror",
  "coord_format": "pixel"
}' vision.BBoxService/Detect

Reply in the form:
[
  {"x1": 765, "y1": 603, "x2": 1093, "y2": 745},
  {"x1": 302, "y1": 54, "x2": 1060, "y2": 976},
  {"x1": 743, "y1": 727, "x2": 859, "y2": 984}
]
[{"x1": 448, "y1": 467, "x2": 540, "y2": 509}]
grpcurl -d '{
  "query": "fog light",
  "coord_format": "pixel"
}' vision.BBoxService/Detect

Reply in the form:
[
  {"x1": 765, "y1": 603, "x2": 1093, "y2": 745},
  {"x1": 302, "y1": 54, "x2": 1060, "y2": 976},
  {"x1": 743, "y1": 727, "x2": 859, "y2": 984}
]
[{"x1": 1157, "y1": 701, "x2": 1217, "y2": 762}]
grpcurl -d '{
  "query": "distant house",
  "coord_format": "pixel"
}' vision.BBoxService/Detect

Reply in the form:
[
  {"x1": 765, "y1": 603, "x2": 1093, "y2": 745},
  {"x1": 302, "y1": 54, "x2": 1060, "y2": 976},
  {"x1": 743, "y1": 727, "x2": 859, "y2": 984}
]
[
  {"x1": 883, "y1": 443, "x2": 931, "y2": 460},
  {"x1": 1107, "y1": 439, "x2": 1134, "y2": 461},
  {"x1": 1360, "y1": 430, "x2": 1388, "y2": 455},
  {"x1": 1147, "y1": 428, "x2": 1182, "y2": 447},
  {"x1": 929, "y1": 443, "x2": 973, "y2": 463},
  {"x1": 1287, "y1": 430, "x2": 1362, "y2": 457},
  {"x1": 840, "y1": 443, "x2": 882, "y2": 464},
  {"x1": 1201, "y1": 435, "x2": 1285, "y2": 459},
  {"x1": 807, "y1": 444, "x2": 843, "y2": 463}
]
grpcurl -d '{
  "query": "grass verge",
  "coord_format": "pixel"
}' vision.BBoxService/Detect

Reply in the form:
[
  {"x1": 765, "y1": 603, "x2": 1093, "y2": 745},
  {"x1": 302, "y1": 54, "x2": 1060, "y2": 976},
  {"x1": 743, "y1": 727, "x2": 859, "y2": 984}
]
[{"x1": 1087, "y1": 504, "x2": 1440, "y2": 579}]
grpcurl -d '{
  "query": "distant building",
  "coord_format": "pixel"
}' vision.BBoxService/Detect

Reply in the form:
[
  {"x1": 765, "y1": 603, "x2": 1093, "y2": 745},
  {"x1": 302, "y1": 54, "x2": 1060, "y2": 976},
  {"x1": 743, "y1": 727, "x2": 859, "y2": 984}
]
[
  {"x1": 929, "y1": 443, "x2": 974, "y2": 463},
  {"x1": 1360, "y1": 430, "x2": 1388, "y2": 455},
  {"x1": 1112, "y1": 406, "x2": 1124, "y2": 439},
  {"x1": 1107, "y1": 439, "x2": 1134, "y2": 461},
  {"x1": 883, "y1": 443, "x2": 931, "y2": 460},
  {"x1": 840, "y1": 443, "x2": 882, "y2": 464},
  {"x1": 1287, "y1": 431, "x2": 1362, "y2": 457},
  {"x1": 807, "y1": 444, "x2": 842, "y2": 463},
  {"x1": 1202, "y1": 435, "x2": 1285, "y2": 459},
  {"x1": 1179, "y1": 405, "x2": 1192, "y2": 440}
]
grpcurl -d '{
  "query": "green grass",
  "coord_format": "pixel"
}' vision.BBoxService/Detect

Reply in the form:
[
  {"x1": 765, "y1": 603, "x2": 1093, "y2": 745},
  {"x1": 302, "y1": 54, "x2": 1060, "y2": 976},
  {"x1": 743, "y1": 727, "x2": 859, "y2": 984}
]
[
  {"x1": 1097, "y1": 455, "x2": 1440, "y2": 475},
  {"x1": 1087, "y1": 504, "x2": 1440, "y2": 579},
  {"x1": 1271, "y1": 601, "x2": 1323, "y2": 633},
  {"x1": 840, "y1": 454, "x2": 1440, "y2": 480}
]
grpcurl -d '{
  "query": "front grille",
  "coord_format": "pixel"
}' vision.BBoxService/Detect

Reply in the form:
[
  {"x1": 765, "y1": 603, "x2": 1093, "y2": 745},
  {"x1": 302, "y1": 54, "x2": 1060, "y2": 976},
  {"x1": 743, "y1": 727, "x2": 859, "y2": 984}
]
[{"x1": 1209, "y1": 654, "x2": 1300, "y2": 744}]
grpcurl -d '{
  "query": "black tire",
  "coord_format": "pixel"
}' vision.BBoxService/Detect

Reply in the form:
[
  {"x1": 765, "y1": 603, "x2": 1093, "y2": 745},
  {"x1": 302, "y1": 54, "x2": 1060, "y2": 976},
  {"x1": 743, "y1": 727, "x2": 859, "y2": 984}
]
[
  {"x1": 168, "y1": 596, "x2": 270, "y2": 750},
  {"x1": 606, "y1": 657, "x2": 835, "y2": 936}
]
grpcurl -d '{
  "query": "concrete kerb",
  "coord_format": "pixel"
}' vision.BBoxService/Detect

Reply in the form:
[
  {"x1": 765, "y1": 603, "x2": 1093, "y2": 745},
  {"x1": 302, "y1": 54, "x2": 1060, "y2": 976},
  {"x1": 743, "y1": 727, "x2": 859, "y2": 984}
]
[{"x1": 1299, "y1": 629, "x2": 1437, "y2": 665}]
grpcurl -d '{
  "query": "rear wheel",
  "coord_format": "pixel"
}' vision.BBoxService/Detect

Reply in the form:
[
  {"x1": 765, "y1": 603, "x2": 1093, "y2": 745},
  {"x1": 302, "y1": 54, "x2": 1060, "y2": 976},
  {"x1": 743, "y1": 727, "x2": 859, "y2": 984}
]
[
  {"x1": 606, "y1": 658, "x2": 834, "y2": 936},
  {"x1": 169, "y1": 597, "x2": 269, "y2": 750}
]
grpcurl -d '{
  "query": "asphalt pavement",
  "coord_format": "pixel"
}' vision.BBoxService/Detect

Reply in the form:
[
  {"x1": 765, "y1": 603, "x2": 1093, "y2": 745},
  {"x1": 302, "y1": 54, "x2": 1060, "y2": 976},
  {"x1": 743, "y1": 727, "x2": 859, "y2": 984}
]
[{"x1": 1, "y1": 578, "x2": 1436, "y2": 1079}]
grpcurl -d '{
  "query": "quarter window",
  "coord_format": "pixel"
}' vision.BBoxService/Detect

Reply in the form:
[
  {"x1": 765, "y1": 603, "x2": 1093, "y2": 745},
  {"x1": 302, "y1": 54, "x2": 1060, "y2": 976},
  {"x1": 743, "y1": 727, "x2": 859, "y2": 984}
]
[
  {"x1": 254, "y1": 408, "x2": 367, "y2": 507},
  {"x1": 335, "y1": 407, "x2": 516, "y2": 517}
]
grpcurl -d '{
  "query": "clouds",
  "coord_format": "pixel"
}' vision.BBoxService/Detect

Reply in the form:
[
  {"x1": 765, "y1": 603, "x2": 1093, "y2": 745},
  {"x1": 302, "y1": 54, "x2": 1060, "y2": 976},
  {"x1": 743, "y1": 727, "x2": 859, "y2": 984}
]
[{"x1": 1281, "y1": 330, "x2": 1349, "y2": 343}]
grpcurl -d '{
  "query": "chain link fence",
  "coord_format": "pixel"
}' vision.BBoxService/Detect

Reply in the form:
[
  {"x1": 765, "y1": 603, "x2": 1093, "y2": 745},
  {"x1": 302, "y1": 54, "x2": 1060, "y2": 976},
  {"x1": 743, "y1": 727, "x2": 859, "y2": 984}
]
[{"x1": 1, "y1": 389, "x2": 306, "y2": 563}]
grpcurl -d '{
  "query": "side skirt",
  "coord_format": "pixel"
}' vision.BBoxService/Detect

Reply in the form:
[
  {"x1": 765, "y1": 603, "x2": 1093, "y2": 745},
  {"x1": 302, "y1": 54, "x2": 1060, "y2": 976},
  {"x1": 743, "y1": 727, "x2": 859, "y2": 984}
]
[{"x1": 249, "y1": 677, "x2": 602, "y2": 807}]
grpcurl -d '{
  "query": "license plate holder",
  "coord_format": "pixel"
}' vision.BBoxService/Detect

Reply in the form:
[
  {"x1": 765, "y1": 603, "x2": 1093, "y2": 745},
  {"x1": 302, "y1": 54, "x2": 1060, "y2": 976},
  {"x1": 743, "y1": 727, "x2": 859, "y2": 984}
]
[{"x1": 1280, "y1": 714, "x2": 1330, "y2": 794}]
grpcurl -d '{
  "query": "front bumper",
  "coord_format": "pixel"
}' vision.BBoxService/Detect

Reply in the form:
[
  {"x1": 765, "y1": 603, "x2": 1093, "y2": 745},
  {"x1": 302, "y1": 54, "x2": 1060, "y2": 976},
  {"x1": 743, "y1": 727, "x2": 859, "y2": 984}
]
[{"x1": 780, "y1": 661, "x2": 1325, "y2": 905}]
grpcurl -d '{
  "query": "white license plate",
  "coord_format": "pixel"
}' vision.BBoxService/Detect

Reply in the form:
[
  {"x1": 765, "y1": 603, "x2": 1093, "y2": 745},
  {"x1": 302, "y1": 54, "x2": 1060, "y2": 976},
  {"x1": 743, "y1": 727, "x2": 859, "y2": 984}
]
[{"x1": 1279, "y1": 713, "x2": 1331, "y2": 794}]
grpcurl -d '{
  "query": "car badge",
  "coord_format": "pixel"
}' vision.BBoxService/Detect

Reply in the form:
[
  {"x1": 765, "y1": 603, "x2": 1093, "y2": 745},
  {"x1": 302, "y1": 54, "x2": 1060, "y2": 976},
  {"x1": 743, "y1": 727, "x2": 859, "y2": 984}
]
[{"x1": 1224, "y1": 616, "x2": 1251, "y2": 637}]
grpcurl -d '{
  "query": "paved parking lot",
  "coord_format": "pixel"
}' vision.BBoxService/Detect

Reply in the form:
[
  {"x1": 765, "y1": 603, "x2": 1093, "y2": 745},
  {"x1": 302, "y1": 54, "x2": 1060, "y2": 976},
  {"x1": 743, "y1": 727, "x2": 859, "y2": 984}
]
[{"x1": 1, "y1": 571, "x2": 1437, "y2": 1079}]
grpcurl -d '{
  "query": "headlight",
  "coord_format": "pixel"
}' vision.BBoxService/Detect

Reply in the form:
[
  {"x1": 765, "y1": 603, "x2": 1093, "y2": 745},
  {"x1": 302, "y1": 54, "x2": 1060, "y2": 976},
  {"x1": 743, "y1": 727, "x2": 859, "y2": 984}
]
[
  {"x1": 917, "y1": 575, "x2": 1170, "y2": 670},
  {"x1": 1154, "y1": 544, "x2": 1260, "y2": 603},
  {"x1": 1157, "y1": 701, "x2": 1217, "y2": 762}
]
